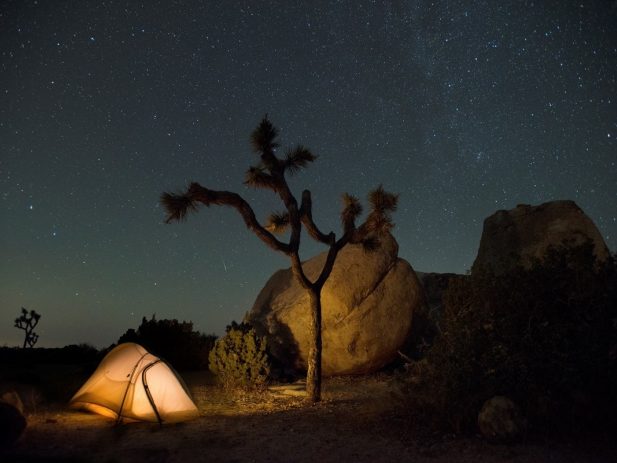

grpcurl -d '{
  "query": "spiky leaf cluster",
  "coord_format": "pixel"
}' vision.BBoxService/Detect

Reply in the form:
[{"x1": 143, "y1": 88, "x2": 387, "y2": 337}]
[
  {"x1": 339, "y1": 186, "x2": 399, "y2": 249},
  {"x1": 341, "y1": 193, "x2": 363, "y2": 232},
  {"x1": 369, "y1": 185, "x2": 399, "y2": 215},
  {"x1": 250, "y1": 116, "x2": 279, "y2": 154},
  {"x1": 365, "y1": 185, "x2": 399, "y2": 234},
  {"x1": 160, "y1": 192, "x2": 197, "y2": 223},
  {"x1": 247, "y1": 117, "x2": 316, "y2": 191},
  {"x1": 283, "y1": 145, "x2": 317, "y2": 175},
  {"x1": 244, "y1": 166, "x2": 279, "y2": 190},
  {"x1": 265, "y1": 211, "x2": 290, "y2": 234}
]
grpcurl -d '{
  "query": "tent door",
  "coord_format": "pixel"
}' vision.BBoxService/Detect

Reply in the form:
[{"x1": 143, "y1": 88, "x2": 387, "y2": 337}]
[{"x1": 115, "y1": 352, "x2": 149, "y2": 425}]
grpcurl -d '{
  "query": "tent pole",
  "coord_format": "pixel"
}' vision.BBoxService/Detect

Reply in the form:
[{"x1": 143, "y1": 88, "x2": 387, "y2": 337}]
[
  {"x1": 142, "y1": 360, "x2": 163, "y2": 426},
  {"x1": 115, "y1": 352, "x2": 149, "y2": 426}
]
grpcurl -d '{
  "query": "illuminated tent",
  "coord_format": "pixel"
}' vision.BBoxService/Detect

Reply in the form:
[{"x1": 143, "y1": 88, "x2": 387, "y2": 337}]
[{"x1": 70, "y1": 342, "x2": 199, "y2": 424}]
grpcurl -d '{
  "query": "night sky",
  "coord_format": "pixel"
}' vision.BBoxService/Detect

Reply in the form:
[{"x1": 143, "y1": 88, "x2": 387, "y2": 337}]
[{"x1": 1, "y1": 1, "x2": 615, "y2": 348}]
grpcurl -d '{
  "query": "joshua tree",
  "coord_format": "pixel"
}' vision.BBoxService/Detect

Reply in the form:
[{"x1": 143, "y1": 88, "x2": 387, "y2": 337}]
[
  {"x1": 161, "y1": 116, "x2": 398, "y2": 402},
  {"x1": 14, "y1": 307, "x2": 41, "y2": 348}
]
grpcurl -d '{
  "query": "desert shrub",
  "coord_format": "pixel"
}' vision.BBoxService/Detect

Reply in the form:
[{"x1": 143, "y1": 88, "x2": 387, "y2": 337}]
[
  {"x1": 399, "y1": 241, "x2": 617, "y2": 434},
  {"x1": 208, "y1": 321, "x2": 271, "y2": 391},
  {"x1": 117, "y1": 315, "x2": 216, "y2": 370}
]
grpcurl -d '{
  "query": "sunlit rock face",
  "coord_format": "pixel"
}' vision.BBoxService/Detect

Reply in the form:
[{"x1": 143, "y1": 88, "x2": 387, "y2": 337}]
[
  {"x1": 472, "y1": 200, "x2": 610, "y2": 275},
  {"x1": 245, "y1": 233, "x2": 424, "y2": 376}
]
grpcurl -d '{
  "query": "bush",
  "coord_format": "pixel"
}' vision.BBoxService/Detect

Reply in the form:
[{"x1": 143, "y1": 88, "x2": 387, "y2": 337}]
[
  {"x1": 399, "y1": 241, "x2": 617, "y2": 434},
  {"x1": 117, "y1": 315, "x2": 216, "y2": 370},
  {"x1": 208, "y1": 321, "x2": 271, "y2": 391}
]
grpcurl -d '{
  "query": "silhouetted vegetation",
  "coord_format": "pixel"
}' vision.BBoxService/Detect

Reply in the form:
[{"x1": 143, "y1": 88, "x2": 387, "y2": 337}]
[
  {"x1": 209, "y1": 321, "x2": 271, "y2": 391},
  {"x1": 161, "y1": 116, "x2": 398, "y2": 401},
  {"x1": 0, "y1": 344, "x2": 100, "y2": 366},
  {"x1": 0, "y1": 344, "x2": 102, "y2": 406},
  {"x1": 117, "y1": 315, "x2": 216, "y2": 370},
  {"x1": 399, "y1": 241, "x2": 617, "y2": 435},
  {"x1": 14, "y1": 308, "x2": 41, "y2": 348}
]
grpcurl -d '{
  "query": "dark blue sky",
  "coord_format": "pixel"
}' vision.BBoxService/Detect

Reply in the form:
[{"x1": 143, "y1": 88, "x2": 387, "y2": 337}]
[{"x1": 1, "y1": 0, "x2": 615, "y2": 347}]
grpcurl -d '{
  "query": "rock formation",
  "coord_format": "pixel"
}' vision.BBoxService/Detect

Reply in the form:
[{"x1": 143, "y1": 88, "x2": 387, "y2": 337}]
[
  {"x1": 0, "y1": 391, "x2": 26, "y2": 447},
  {"x1": 405, "y1": 272, "x2": 465, "y2": 357},
  {"x1": 416, "y1": 271, "x2": 464, "y2": 315},
  {"x1": 472, "y1": 200, "x2": 610, "y2": 274},
  {"x1": 478, "y1": 396, "x2": 526, "y2": 443},
  {"x1": 245, "y1": 233, "x2": 424, "y2": 375}
]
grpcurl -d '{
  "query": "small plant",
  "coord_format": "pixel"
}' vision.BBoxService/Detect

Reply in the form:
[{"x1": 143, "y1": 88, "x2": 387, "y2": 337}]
[
  {"x1": 14, "y1": 307, "x2": 41, "y2": 348},
  {"x1": 209, "y1": 321, "x2": 271, "y2": 391}
]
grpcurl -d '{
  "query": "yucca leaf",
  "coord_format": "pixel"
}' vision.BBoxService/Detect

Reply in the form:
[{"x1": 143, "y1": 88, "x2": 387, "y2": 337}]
[
  {"x1": 250, "y1": 115, "x2": 280, "y2": 154},
  {"x1": 265, "y1": 211, "x2": 290, "y2": 234},
  {"x1": 283, "y1": 145, "x2": 317, "y2": 175},
  {"x1": 368, "y1": 185, "x2": 399, "y2": 213},
  {"x1": 244, "y1": 166, "x2": 279, "y2": 190},
  {"x1": 160, "y1": 191, "x2": 197, "y2": 223},
  {"x1": 341, "y1": 193, "x2": 362, "y2": 231}
]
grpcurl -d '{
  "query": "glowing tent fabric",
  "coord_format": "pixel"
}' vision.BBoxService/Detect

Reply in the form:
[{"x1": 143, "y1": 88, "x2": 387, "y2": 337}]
[{"x1": 70, "y1": 343, "x2": 199, "y2": 423}]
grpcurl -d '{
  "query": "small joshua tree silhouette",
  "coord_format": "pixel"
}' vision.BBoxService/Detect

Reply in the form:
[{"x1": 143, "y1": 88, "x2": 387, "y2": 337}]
[{"x1": 15, "y1": 307, "x2": 41, "y2": 348}]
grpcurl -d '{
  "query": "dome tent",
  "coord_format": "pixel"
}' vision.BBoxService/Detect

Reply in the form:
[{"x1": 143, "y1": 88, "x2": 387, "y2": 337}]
[{"x1": 70, "y1": 343, "x2": 199, "y2": 424}]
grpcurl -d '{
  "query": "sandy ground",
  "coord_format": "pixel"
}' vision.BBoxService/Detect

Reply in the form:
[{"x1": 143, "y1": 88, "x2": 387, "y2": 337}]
[{"x1": 2, "y1": 373, "x2": 616, "y2": 463}]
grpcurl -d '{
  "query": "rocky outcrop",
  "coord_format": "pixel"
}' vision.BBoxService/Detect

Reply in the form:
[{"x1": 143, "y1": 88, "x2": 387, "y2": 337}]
[
  {"x1": 416, "y1": 272, "x2": 464, "y2": 315},
  {"x1": 1, "y1": 391, "x2": 24, "y2": 415},
  {"x1": 246, "y1": 233, "x2": 424, "y2": 375},
  {"x1": 472, "y1": 200, "x2": 610, "y2": 274},
  {"x1": 478, "y1": 396, "x2": 526, "y2": 443},
  {"x1": 0, "y1": 391, "x2": 26, "y2": 447},
  {"x1": 402, "y1": 272, "x2": 465, "y2": 358}
]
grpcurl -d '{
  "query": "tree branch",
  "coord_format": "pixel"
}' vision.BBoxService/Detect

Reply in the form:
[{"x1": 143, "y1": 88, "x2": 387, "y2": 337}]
[
  {"x1": 315, "y1": 244, "x2": 341, "y2": 289},
  {"x1": 179, "y1": 183, "x2": 291, "y2": 254},
  {"x1": 290, "y1": 252, "x2": 312, "y2": 289},
  {"x1": 300, "y1": 190, "x2": 333, "y2": 244}
]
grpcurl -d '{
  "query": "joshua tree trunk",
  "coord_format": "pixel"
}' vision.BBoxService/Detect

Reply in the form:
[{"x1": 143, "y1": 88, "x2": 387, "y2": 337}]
[{"x1": 306, "y1": 288, "x2": 323, "y2": 402}]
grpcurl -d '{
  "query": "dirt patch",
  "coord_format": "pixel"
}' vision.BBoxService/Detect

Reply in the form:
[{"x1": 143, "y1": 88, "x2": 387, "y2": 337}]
[{"x1": 2, "y1": 373, "x2": 616, "y2": 463}]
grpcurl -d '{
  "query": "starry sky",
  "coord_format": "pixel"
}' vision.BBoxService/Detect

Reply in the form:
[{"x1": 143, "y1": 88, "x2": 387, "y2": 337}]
[{"x1": 1, "y1": 1, "x2": 615, "y2": 348}]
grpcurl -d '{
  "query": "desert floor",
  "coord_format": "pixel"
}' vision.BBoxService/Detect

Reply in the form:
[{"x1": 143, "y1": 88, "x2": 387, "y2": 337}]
[{"x1": 2, "y1": 372, "x2": 616, "y2": 463}]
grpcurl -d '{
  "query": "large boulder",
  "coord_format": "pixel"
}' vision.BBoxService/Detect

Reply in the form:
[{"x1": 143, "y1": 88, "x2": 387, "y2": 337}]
[
  {"x1": 246, "y1": 233, "x2": 424, "y2": 375},
  {"x1": 478, "y1": 396, "x2": 526, "y2": 443},
  {"x1": 1, "y1": 391, "x2": 24, "y2": 415},
  {"x1": 472, "y1": 200, "x2": 610, "y2": 274},
  {"x1": 0, "y1": 391, "x2": 26, "y2": 447}
]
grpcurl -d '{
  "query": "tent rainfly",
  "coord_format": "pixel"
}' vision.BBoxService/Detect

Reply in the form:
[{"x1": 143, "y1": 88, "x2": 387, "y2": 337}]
[{"x1": 70, "y1": 342, "x2": 199, "y2": 424}]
